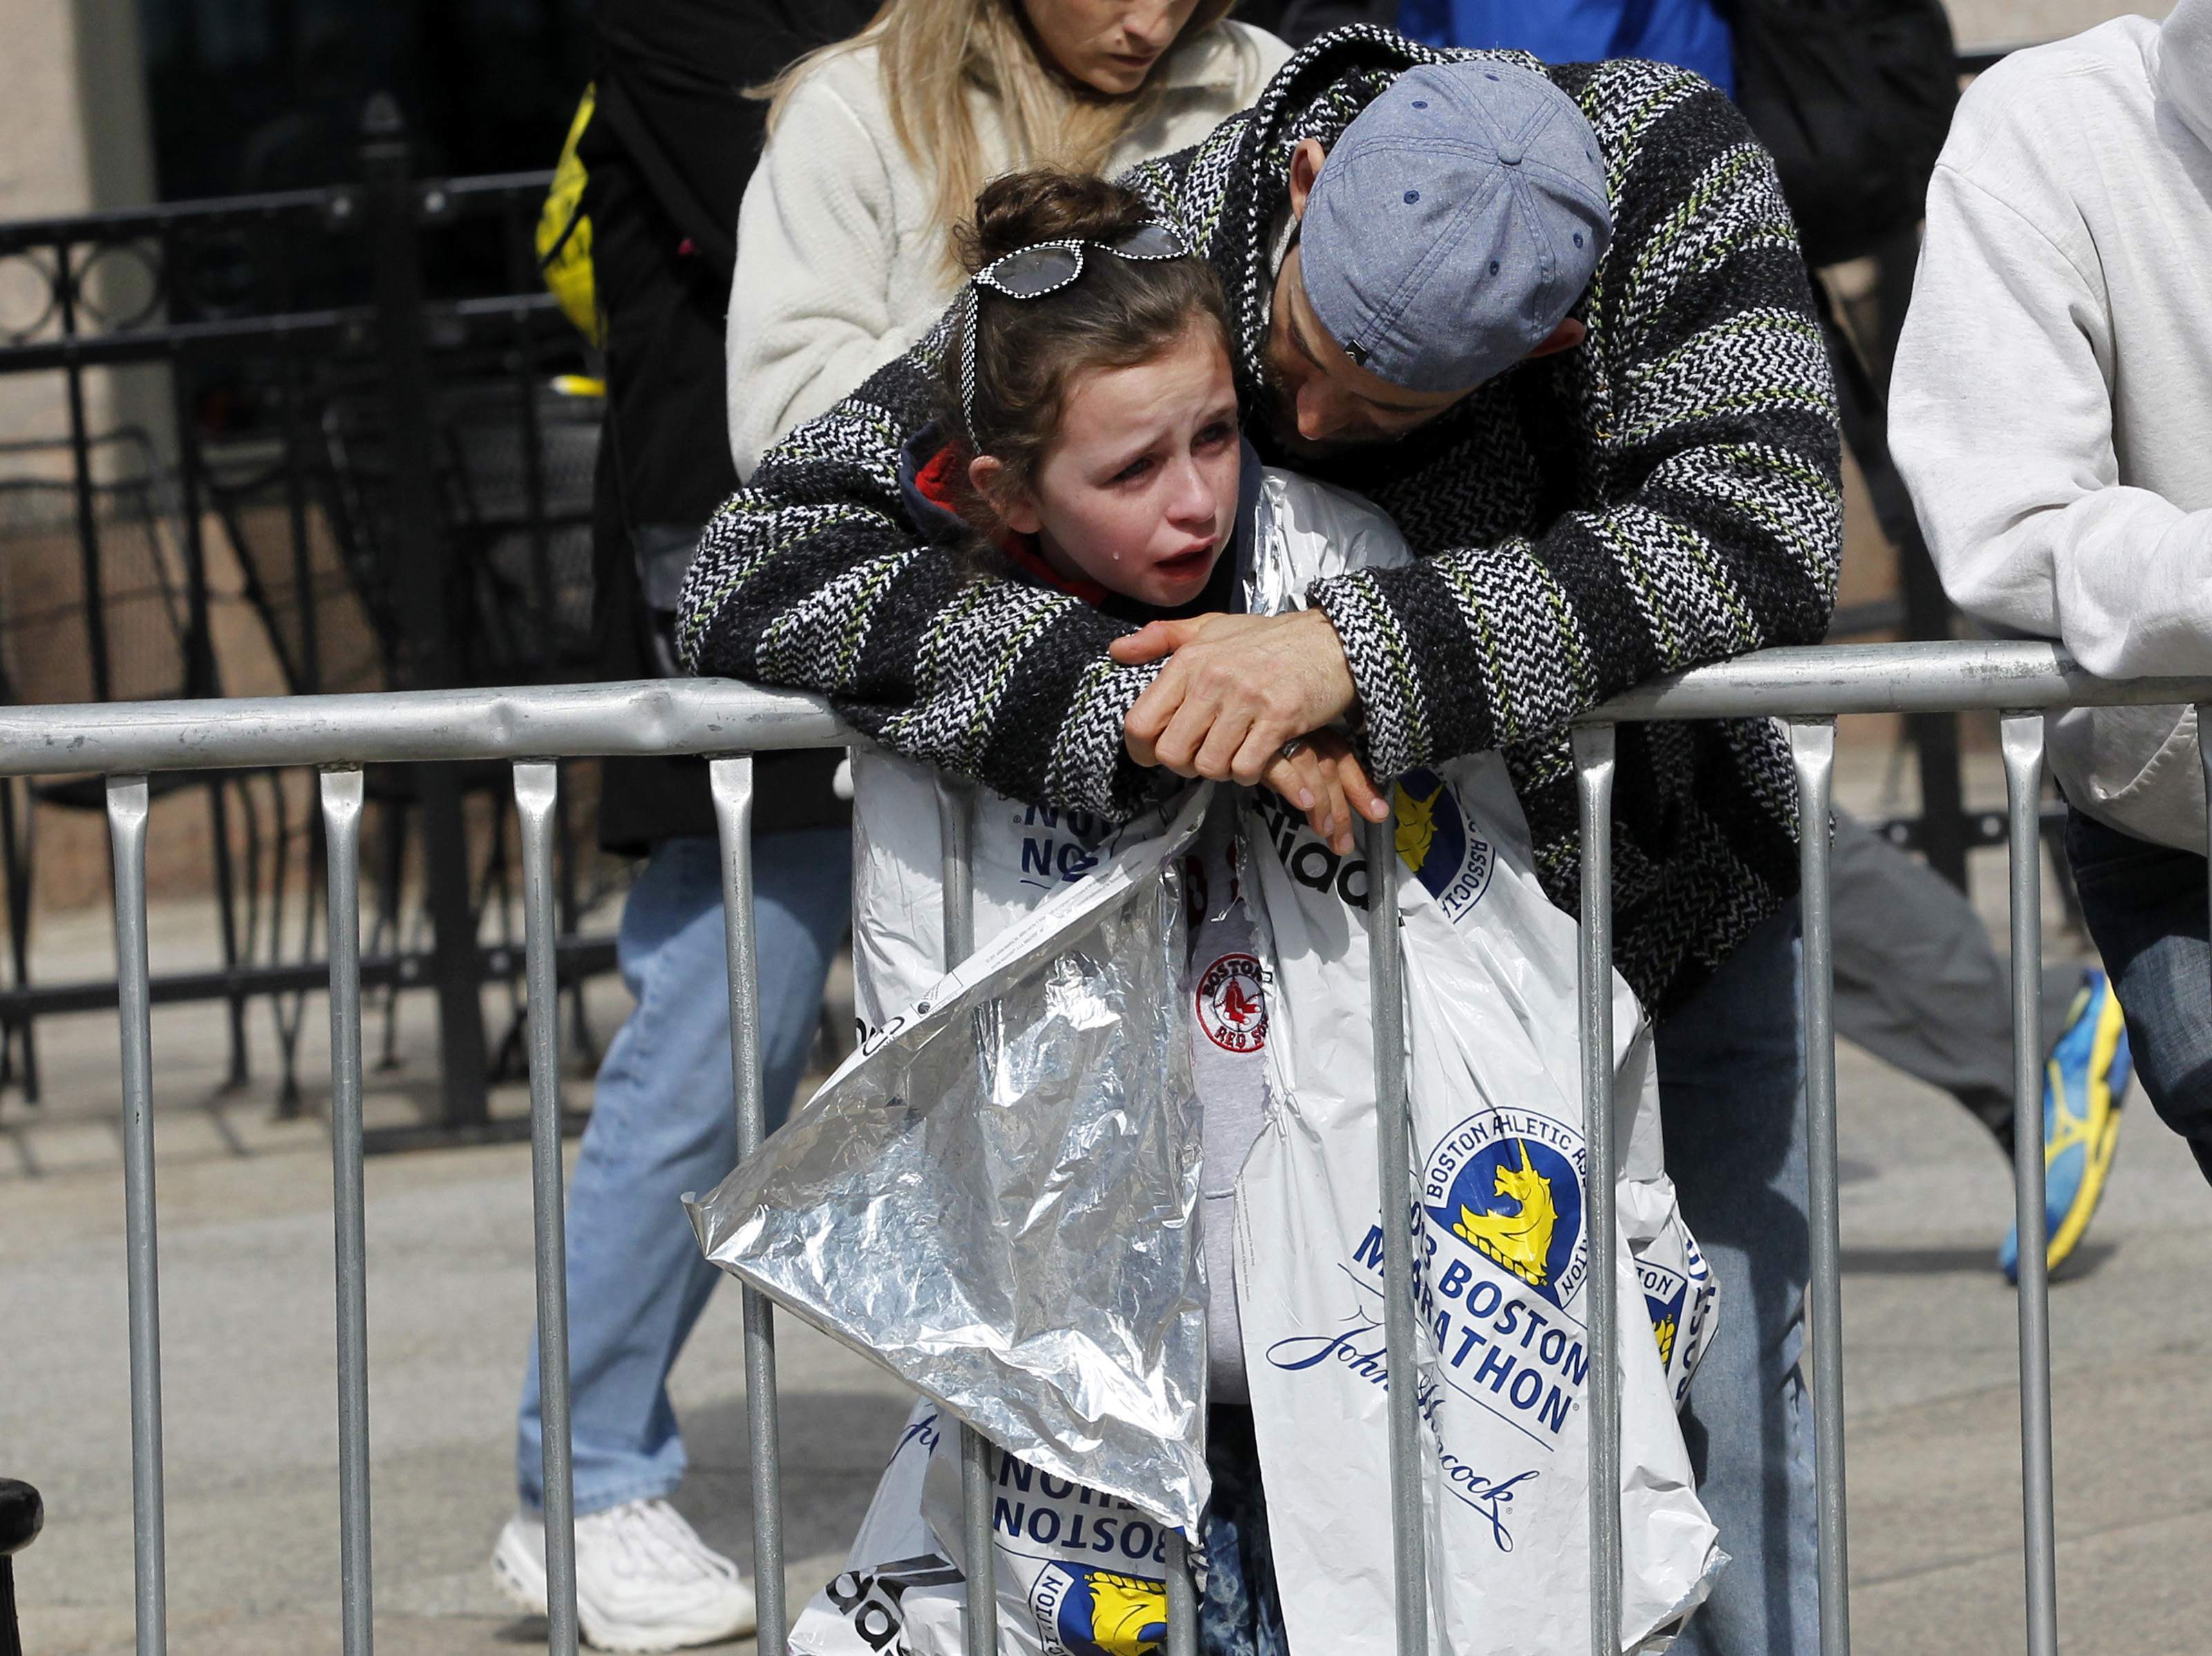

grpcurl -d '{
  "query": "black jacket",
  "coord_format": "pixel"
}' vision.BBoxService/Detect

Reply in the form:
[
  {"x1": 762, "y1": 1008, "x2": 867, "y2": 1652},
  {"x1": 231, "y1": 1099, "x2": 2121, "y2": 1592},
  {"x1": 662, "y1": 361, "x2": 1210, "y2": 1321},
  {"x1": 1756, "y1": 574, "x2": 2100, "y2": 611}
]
[
  {"x1": 585, "y1": 0, "x2": 872, "y2": 850},
  {"x1": 592, "y1": 0, "x2": 874, "y2": 269}
]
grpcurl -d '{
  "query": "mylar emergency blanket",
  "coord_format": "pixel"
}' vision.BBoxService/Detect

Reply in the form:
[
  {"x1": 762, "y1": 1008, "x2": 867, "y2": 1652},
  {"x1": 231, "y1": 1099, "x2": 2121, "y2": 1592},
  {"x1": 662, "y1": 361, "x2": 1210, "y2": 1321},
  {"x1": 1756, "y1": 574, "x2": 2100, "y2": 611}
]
[{"x1": 687, "y1": 789, "x2": 1215, "y2": 1532}]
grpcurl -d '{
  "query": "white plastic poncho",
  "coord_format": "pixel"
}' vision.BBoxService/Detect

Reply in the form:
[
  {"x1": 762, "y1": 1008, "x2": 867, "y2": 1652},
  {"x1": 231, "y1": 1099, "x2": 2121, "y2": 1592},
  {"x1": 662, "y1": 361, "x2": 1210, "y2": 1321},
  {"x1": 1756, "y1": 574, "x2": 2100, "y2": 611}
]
[{"x1": 689, "y1": 468, "x2": 1724, "y2": 1655}]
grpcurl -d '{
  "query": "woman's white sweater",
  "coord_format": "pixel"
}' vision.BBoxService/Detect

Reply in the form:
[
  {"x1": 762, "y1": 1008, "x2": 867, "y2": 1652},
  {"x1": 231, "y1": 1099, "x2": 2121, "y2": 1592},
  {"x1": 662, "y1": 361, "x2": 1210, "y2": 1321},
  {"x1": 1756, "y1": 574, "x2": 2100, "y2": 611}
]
[{"x1": 725, "y1": 21, "x2": 1289, "y2": 482}]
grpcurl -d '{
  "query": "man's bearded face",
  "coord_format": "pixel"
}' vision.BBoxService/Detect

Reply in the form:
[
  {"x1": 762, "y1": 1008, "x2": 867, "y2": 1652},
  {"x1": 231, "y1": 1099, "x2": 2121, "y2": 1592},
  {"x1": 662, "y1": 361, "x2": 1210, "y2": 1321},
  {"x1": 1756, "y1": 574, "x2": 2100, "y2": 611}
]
[{"x1": 1261, "y1": 241, "x2": 1476, "y2": 458}]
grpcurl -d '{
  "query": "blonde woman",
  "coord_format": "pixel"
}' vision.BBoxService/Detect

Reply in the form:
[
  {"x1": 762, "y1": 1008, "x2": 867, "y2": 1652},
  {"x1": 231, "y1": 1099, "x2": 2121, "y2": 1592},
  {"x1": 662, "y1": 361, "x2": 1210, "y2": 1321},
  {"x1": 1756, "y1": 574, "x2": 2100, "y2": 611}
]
[{"x1": 728, "y1": 0, "x2": 1289, "y2": 479}]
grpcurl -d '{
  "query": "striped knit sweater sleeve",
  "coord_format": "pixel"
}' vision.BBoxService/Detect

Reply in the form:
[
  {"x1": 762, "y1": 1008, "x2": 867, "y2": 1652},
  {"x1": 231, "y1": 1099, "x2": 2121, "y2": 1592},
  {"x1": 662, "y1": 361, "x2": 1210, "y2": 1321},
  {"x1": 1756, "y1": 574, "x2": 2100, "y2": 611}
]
[
  {"x1": 1306, "y1": 68, "x2": 1842, "y2": 778},
  {"x1": 678, "y1": 313, "x2": 1172, "y2": 819}
]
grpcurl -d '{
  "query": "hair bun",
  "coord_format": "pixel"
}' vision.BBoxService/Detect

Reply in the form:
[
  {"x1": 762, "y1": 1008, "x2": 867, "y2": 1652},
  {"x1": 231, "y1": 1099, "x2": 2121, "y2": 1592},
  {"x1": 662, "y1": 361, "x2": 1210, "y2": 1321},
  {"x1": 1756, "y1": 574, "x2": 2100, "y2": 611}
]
[{"x1": 955, "y1": 169, "x2": 1154, "y2": 274}]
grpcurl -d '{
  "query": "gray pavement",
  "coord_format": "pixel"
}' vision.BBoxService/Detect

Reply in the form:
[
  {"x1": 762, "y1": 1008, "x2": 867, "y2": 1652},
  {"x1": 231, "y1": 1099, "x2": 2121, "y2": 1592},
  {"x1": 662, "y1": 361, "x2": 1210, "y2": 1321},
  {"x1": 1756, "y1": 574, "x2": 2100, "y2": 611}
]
[
  {"x1": 5, "y1": 762, "x2": 2211, "y2": 1655},
  {"x1": 1, "y1": 892, "x2": 885, "y2": 1656}
]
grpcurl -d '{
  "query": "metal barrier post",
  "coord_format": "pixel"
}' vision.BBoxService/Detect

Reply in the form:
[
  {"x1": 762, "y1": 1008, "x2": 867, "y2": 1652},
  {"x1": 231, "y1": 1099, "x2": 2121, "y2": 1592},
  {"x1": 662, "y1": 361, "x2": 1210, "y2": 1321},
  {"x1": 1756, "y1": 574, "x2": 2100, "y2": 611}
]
[
  {"x1": 1571, "y1": 726, "x2": 1621, "y2": 1656},
  {"x1": 2202, "y1": 711, "x2": 2212, "y2": 957},
  {"x1": 514, "y1": 762, "x2": 580, "y2": 1656},
  {"x1": 321, "y1": 769, "x2": 375, "y2": 1656},
  {"x1": 53, "y1": 237, "x2": 112, "y2": 706},
  {"x1": 1361, "y1": 811, "x2": 1428, "y2": 1656},
  {"x1": 937, "y1": 784, "x2": 1003, "y2": 1656},
  {"x1": 1789, "y1": 719, "x2": 1851, "y2": 1656},
  {"x1": 709, "y1": 757, "x2": 790, "y2": 1656},
  {"x1": 2000, "y1": 714, "x2": 2058, "y2": 1656},
  {"x1": 106, "y1": 777, "x2": 168, "y2": 1656},
  {"x1": 1163, "y1": 1533, "x2": 1198, "y2": 1656},
  {"x1": 2195, "y1": 701, "x2": 2212, "y2": 936},
  {"x1": 0, "y1": 1477, "x2": 41, "y2": 1656},
  {"x1": 364, "y1": 94, "x2": 490, "y2": 1130}
]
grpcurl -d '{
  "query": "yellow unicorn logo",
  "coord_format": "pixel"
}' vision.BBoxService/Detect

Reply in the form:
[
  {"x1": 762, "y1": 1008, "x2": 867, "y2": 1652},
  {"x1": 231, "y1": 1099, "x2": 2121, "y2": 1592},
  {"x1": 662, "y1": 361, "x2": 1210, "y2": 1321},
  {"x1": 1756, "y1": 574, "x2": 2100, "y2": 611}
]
[
  {"x1": 1453, "y1": 1139, "x2": 1559, "y2": 1287},
  {"x1": 1653, "y1": 1314, "x2": 1677, "y2": 1368},
  {"x1": 1395, "y1": 780, "x2": 1445, "y2": 873},
  {"x1": 1082, "y1": 1573, "x2": 1168, "y2": 1656}
]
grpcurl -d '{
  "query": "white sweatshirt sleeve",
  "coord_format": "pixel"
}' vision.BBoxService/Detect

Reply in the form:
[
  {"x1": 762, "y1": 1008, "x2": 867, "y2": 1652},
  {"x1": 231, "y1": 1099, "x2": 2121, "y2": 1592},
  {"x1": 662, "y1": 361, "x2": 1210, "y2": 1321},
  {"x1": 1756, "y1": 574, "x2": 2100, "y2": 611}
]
[
  {"x1": 724, "y1": 71, "x2": 937, "y2": 482},
  {"x1": 1891, "y1": 160, "x2": 2212, "y2": 677}
]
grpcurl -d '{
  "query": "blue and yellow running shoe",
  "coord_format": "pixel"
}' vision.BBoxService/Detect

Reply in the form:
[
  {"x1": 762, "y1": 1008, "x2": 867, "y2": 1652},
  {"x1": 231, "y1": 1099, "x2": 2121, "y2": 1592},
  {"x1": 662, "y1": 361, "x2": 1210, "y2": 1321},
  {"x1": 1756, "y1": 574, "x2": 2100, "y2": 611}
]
[{"x1": 2000, "y1": 969, "x2": 2132, "y2": 1283}]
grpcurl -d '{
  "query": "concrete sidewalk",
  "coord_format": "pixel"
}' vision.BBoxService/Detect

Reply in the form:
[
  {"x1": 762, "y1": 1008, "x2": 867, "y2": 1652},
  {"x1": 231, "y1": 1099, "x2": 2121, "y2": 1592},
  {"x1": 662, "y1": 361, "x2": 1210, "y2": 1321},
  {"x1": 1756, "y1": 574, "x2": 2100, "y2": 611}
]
[
  {"x1": 4, "y1": 795, "x2": 2211, "y2": 1655},
  {"x1": 0, "y1": 887, "x2": 881, "y2": 1656}
]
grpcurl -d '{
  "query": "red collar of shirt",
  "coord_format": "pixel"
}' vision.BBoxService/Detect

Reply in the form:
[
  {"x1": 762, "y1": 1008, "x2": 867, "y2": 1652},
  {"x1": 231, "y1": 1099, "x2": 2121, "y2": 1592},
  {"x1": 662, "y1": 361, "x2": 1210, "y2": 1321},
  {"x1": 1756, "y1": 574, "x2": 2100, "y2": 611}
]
[{"x1": 913, "y1": 442, "x2": 1113, "y2": 608}]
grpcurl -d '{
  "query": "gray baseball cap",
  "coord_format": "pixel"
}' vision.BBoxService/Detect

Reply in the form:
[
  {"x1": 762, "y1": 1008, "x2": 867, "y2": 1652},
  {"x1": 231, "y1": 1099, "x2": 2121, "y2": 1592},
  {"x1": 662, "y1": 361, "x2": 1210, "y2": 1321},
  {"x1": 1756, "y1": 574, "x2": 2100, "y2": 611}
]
[{"x1": 1298, "y1": 60, "x2": 1612, "y2": 395}]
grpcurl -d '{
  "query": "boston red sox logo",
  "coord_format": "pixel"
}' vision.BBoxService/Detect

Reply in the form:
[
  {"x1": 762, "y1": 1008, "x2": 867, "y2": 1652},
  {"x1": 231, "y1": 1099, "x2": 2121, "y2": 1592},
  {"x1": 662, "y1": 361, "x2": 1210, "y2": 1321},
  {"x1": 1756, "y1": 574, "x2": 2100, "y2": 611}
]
[{"x1": 1196, "y1": 953, "x2": 1266, "y2": 1053}]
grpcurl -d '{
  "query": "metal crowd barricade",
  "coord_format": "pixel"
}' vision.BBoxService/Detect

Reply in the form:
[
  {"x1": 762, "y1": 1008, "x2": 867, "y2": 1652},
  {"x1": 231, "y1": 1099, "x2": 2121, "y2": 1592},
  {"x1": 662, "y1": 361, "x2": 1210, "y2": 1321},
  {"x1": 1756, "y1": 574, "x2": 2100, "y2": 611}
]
[
  {"x1": 1580, "y1": 642, "x2": 2212, "y2": 1656},
  {"x1": 17, "y1": 640, "x2": 2212, "y2": 1656}
]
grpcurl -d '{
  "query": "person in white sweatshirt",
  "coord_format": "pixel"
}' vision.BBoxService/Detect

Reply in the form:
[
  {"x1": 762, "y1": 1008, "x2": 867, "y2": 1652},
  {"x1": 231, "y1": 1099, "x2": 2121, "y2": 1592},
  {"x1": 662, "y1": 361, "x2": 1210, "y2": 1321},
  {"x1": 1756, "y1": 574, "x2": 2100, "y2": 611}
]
[
  {"x1": 1891, "y1": 0, "x2": 2212, "y2": 1192},
  {"x1": 728, "y1": 0, "x2": 1291, "y2": 481}
]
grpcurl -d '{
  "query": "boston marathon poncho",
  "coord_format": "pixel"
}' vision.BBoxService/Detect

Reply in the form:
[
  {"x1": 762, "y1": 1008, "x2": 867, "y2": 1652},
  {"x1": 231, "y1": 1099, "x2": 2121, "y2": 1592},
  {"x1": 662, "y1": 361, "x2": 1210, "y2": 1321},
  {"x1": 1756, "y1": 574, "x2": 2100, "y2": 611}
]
[{"x1": 689, "y1": 467, "x2": 1725, "y2": 1654}]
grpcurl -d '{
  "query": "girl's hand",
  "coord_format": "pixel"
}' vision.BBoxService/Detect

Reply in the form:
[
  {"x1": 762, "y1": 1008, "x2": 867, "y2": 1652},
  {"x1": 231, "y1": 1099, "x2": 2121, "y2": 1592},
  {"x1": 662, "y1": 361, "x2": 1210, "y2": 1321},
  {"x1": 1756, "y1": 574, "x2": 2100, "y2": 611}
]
[{"x1": 1257, "y1": 730, "x2": 1390, "y2": 856}]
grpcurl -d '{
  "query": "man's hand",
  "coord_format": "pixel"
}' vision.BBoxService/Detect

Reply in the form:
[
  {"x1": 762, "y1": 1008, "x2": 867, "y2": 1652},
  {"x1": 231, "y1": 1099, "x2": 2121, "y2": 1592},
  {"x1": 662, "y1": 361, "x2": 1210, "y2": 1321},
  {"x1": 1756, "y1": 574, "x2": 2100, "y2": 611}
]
[
  {"x1": 1113, "y1": 608, "x2": 1360, "y2": 778},
  {"x1": 1110, "y1": 608, "x2": 1389, "y2": 843}
]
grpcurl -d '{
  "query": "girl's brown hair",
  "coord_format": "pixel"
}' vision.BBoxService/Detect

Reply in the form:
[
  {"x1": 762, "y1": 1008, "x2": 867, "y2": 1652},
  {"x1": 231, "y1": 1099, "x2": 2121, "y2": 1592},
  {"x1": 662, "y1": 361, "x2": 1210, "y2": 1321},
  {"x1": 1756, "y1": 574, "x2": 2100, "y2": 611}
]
[
  {"x1": 944, "y1": 169, "x2": 1230, "y2": 511},
  {"x1": 757, "y1": 0, "x2": 1241, "y2": 278}
]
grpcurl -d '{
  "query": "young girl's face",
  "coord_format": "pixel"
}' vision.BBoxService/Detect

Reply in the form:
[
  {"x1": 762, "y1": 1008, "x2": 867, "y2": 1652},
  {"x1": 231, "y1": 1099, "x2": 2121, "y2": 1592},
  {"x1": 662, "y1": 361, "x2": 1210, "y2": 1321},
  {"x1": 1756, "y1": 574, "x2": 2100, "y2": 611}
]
[{"x1": 980, "y1": 323, "x2": 1241, "y2": 610}]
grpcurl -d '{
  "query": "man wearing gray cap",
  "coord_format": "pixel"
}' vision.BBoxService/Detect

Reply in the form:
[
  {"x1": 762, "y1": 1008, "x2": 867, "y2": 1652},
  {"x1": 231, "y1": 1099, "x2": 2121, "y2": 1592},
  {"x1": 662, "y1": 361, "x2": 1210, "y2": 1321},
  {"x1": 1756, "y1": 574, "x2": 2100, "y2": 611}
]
[
  {"x1": 686, "y1": 25, "x2": 1838, "y2": 1653},
  {"x1": 1255, "y1": 57, "x2": 1612, "y2": 437}
]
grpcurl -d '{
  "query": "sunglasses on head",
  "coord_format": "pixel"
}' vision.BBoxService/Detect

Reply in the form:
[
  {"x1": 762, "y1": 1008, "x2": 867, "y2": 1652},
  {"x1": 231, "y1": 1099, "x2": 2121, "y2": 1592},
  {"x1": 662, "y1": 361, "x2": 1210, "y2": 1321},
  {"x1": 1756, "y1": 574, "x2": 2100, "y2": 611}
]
[{"x1": 960, "y1": 222, "x2": 1192, "y2": 431}]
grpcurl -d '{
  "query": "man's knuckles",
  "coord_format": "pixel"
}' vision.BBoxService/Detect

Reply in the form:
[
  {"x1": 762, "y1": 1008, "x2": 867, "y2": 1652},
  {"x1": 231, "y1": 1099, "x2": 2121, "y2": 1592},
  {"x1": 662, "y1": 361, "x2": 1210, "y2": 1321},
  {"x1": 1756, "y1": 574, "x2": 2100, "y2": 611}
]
[{"x1": 1182, "y1": 657, "x2": 1308, "y2": 720}]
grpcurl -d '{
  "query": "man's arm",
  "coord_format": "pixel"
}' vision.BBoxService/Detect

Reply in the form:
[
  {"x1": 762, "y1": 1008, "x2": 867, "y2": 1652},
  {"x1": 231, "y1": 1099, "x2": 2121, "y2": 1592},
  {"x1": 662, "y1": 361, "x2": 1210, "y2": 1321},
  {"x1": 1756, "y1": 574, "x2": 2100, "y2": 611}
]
[
  {"x1": 1306, "y1": 76, "x2": 1842, "y2": 781},
  {"x1": 680, "y1": 330, "x2": 1169, "y2": 818},
  {"x1": 1892, "y1": 157, "x2": 2212, "y2": 675}
]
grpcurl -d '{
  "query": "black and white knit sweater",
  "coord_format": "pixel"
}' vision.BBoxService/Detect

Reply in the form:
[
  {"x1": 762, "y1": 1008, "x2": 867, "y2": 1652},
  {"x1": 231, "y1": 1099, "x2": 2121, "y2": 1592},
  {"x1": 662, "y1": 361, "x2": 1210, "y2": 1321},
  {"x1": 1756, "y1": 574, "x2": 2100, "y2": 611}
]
[{"x1": 682, "y1": 27, "x2": 1842, "y2": 1017}]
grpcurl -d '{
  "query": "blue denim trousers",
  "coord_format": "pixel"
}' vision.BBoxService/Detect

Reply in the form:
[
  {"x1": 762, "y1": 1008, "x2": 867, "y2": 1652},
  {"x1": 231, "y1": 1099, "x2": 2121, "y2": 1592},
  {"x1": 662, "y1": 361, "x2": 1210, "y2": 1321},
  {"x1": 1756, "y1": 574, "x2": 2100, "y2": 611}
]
[
  {"x1": 1656, "y1": 902, "x2": 1819, "y2": 1656},
  {"x1": 516, "y1": 829, "x2": 852, "y2": 1514},
  {"x1": 2065, "y1": 809, "x2": 2212, "y2": 1186},
  {"x1": 1197, "y1": 1405, "x2": 1286, "y2": 1656}
]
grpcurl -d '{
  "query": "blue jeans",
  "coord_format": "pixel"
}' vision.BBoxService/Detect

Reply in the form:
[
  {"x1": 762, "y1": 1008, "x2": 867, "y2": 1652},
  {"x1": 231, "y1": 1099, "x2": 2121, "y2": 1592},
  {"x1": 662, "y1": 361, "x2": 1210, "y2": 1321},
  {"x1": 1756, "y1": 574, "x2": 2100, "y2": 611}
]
[
  {"x1": 2065, "y1": 809, "x2": 2212, "y2": 1187},
  {"x1": 516, "y1": 829, "x2": 852, "y2": 1514},
  {"x1": 1198, "y1": 1405, "x2": 1286, "y2": 1656},
  {"x1": 1656, "y1": 903, "x2": 1818, "y2": 1655}
]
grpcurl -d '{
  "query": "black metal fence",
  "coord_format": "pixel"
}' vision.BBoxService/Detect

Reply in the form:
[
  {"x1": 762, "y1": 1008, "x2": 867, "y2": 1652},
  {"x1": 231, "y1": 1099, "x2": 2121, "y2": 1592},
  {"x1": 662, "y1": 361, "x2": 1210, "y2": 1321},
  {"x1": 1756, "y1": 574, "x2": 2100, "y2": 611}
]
[{"x1": 0, "y1": 97, "x2": 612, "y2": 1133}]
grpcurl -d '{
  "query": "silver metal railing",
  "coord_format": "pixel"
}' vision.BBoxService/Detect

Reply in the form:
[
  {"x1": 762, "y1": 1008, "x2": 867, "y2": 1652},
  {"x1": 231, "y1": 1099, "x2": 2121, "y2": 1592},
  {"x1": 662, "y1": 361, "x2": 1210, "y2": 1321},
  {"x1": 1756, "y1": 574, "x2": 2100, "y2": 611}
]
[
  {"x1": 21, "y1": 641, "x2": 2212, "y2": 1656},
  {"x1": 1577, "y1": 644, "x2": 2212, "y2": 1656}
]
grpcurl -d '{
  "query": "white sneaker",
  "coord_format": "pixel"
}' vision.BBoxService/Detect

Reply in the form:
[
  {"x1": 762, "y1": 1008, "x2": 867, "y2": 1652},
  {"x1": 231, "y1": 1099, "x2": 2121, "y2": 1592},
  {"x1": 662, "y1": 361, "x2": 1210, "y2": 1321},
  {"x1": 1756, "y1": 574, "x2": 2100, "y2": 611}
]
[{"x1": 491, "y1": 1498, "x2": 760, "y2": 1652}]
